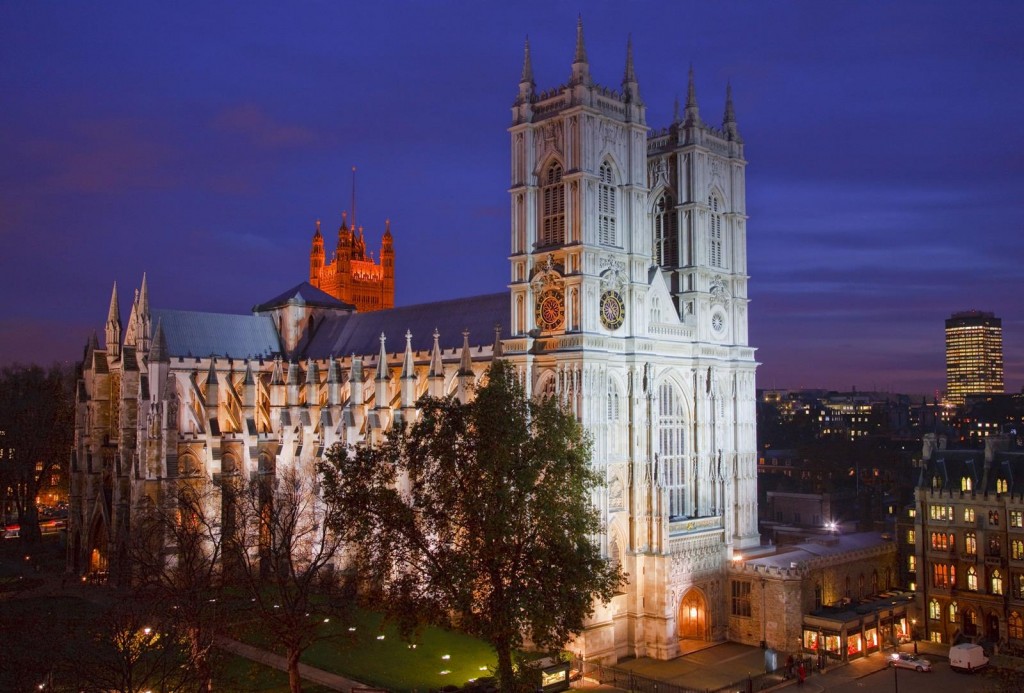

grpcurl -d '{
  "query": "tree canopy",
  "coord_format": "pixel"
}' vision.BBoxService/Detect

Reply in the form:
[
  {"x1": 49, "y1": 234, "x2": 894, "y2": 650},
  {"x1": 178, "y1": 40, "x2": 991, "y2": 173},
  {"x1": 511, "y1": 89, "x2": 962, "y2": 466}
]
[{"x1": 321, "y1": 360, "x2": 622, "y2": 691}]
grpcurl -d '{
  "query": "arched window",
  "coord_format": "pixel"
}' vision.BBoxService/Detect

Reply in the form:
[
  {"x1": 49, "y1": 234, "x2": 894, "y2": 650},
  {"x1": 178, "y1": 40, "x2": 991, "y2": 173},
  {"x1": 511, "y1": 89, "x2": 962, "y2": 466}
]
[
  {"x1": 658, "y1": 382, "x2": 687, "y2": 517},
  {"x1": 962, "y1": 476, "x2": 972, "y2": 492},
  {"x1": 967, "y1": 566, "x2": 978, "y2": 591},
  {"x1": 607, "y1": 383, "x2": 621, "y2": 454},
  {"x1": 653, "y1": 193, "x2": 678, "y2": 266},
  {"x1": 708, "y1": 194, "x2": 724, "y2": 268},
  {"x1": 1011, "y1": 612, "x2": 1024, "y2": 640},
  {"x1": 928, "y1": 599, "x2": 940, "y2": 620},
  {"x1": 949, "y1": 601, "x2": 958, "y2": 622},
  {"x1": 1013, "y1": 540, "x2": 1024, "y2": 560},
  {"x1": 965, "y1": 531, "x2": 977, "y2": 556},
  {"x1": 871, "y1": 570, "x2": 879, "y2": 594},
  {"x1": 907, "y1": 555, "x2": 916, "y2": 572},
  {"x1": 540, "y1": 163, "x2": 565, "y2": 247},
  {"x1": 993, "y1": 569, "x2": 1004, "y2": 595},
  {"x1": 598, "y1": 161, "x2": 617, "y2": 246},
  {"x1": 998, "y1": 478, "x2": 1009, "y2": 493}
]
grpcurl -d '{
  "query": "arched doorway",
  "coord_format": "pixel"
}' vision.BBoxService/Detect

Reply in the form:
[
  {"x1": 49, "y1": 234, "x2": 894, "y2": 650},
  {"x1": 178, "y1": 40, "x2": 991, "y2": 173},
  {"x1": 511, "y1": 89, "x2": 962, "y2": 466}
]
[
  {"x1": 987, "y1": 612, "x2": 1000, "y2": 641},
  {"x1": 87, "y1": 514, "x2": 108, "y2": 574},
  {"x1": 679, "y1": 588, "x2": 709, "y2": 640},
  {"x1": 963, "y1": 608, "x2": 979, "y2": 637}
]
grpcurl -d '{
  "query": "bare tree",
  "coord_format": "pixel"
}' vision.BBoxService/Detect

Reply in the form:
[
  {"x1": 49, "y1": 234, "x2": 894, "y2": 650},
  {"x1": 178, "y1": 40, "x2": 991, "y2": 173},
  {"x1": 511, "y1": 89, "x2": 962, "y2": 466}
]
[
  {"x1": 0, "y1": 363, "x2": 73, "y2": 544},
  {"x1": 129, "y1": 478, "x2": 227, "y2": 691},
  {"x1": 223, "y1": 460, "x2": 350, "y2": 693}
]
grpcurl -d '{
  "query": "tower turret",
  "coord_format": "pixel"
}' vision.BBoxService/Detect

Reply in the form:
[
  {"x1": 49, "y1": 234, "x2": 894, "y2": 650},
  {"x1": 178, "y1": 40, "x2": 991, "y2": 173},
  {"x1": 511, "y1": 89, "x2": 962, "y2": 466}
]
[
  {"x1": 381, "y1": 219, "x2": 395, "y2": 309},
  {"x1": 105, "y1": 282, "x2": 122, "y2": 359},
  {"x1": 684, "y1": 65, "x2": 701, "y2": 127},
  {"x1": 722, "y1": 81, "x2": 740, "y2": 141},
  {"x1": 400, "y1": 330, "x2": 416, "y2": 410},
  {"x1": 569, "y1": 15, "x2": 591, "y2": 86},
  {"x1": 428, "y1": 329, "x2": 445, "y2": 398},
  {"x1": 310, "y1": 219, "x2": 325, "y2": 288}
]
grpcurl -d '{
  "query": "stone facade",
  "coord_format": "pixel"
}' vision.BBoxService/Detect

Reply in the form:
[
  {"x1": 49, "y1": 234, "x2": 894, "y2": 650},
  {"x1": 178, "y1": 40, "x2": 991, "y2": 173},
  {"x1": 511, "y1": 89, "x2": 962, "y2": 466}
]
[
  {"x1": 308, "y1": 215, "x2": 394, "y2": 312},
  {"x1": 69, "y1": 21, "x2": 759, "y2": 664}
]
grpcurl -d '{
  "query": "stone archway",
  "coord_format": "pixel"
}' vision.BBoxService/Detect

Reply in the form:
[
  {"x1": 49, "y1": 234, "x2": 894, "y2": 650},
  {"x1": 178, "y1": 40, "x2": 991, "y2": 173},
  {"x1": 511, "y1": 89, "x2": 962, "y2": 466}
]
[{"x1": 679, "y1": 587, "x2": 710, "y2": 640}]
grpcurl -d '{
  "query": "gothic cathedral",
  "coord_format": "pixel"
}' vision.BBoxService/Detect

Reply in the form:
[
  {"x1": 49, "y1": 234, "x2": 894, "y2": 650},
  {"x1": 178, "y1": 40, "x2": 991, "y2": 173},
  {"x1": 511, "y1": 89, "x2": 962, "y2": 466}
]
[{"x1": 69, "y1": 20, "x2": 758, "y2": 664}]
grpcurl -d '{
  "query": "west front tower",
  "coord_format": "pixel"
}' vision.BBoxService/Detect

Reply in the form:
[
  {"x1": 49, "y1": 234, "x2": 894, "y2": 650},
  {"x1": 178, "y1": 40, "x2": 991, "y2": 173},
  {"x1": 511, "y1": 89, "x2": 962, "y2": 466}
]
[{"x1": 506, "y1": 21, "x2": 759, "y2": 662}]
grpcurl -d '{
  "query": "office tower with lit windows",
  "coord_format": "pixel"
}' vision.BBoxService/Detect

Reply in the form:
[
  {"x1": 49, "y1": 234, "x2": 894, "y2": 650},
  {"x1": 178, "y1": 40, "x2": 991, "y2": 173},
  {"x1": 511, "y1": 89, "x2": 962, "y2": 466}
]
[{"x1": 945, "y1": 310, "x2": 1004, "y2": 405}]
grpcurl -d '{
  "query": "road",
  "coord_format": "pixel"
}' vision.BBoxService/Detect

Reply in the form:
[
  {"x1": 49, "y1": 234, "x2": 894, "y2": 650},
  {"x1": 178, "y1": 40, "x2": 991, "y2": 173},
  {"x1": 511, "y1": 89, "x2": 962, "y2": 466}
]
[{"x1": 800, "y1": 656, "x2": 1004, "y2": 693}]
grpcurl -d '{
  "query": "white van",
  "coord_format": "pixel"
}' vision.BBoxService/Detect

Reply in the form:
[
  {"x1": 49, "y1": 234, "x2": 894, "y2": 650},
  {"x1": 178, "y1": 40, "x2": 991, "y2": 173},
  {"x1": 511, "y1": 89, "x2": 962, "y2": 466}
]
[{"x1": 949, "y1": 643, "x2": 989, "y2": 673}]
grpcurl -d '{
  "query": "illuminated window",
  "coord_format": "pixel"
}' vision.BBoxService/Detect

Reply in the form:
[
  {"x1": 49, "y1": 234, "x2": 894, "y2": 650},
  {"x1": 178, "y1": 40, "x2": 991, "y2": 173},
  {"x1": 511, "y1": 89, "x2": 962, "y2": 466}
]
[
  {"x1": 929, "y1": 599, "x2": 940, "y2": 620},
  {"x1": 949, "y1": 601, "x2": 959, "y2": 622},
  {"x1": 930, "y1": 631, "x2": 942, "y2": 644},
  {"x1": 1013, "y1": 540, "x2": 1024, "y2": 560},
  {"x1": 653, "y1": 193, "x2": 678, "y2": 267},
  {"x1": 990, "y1": 510, "x2": 1001, "y2": 526},
  {"x1": 540, "y1": 163, "x2": 565, "y2": 247},
  {"x1": 908, "y1": 555, "x2": 916, "y2": 572},
  {"x1": 731, "y1": 580, "x2": 752, "y2": 617},
  {"x1": 965, "y1": 532, "x2": 977, "y2": 556},
  {"x1": 965, "y1": 507, "x2": 976, "y2": 523},
  {"x1": 993, "y1": 569, "x2": 1004, "y2": 595},
  {"x1": 709, "y1": 194, "x2": 723, "y2": 267},
  {"x1": 1012, "y1": 511, "x2": 1023, "y2": 528},
  {"x1": 932, "y1": 563, "x2": 952, "y2": 588},
  {"x1": 907, "y1": 529, "x2": 916, "y2": 544},
  {"x1": 1010, "y1": 612, "x2": 1023, "y2": 640},
  {"x1": 598, "y1": 161, "x2": 617, "y2": 246},
  {"x1": 998, "y1": 478, "x2": 1009, "y2": 493},
  {"x1": 1014, "y1": 574, "x2": 1024, "y2": 599},
  {"x1": 967, "y1": 566, "x2": 978, "y2": 591},
  {"x1": 962, "y1": 476, "x2": 973, "y2": 492}
]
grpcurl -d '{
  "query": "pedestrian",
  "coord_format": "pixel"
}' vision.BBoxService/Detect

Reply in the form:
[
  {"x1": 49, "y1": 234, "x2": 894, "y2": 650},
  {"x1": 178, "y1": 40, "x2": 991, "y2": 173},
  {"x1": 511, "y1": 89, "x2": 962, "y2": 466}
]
[
  {"x1": 786, "y1": 654, "x2": 794, "y2": 679},
  {"x1": 797, "y1": 661, "x2": 806, "y2": 686}
]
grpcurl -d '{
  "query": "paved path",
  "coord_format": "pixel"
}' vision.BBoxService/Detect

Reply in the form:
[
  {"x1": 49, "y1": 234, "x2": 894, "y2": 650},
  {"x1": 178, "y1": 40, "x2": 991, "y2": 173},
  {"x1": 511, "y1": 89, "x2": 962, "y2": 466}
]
[{"x1": 215, "y1": 636, "x2": 371, "y2": 692}]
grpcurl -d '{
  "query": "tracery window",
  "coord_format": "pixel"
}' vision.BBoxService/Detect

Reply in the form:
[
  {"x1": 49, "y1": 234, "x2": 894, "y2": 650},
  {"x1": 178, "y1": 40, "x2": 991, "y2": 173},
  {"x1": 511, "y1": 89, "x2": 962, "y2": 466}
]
[
  {"x1": 653, "y1": 193, "x2": 678, "y2": 266},
  {"x1": 998, "y1": 478, "x2": 1009, "y2": 493},
  {"x1": 1012, "y1": 540, "x2": 1024, "y2": 560},
  {"x1": 598, "y1": 161, "x2": 617, "y2": 246},
  {"x1": 928, "y1": 599, "x2": 940, "y2": 620},
  {"x1": 993, "y1": 569, "x2": 1004, "y2": 595},
  {"x1": 658, "y1": 382, "x2": 687, "y2": 517},
  {"x1": 967, "y1": 566, "x2": 978, "y2": 591},
  {"x1": 965, "y1": 507, "x2": 976, "y2": 523},
  {"x1": 962, "y1": 476, "x2": 973, "y2": 492},
  {"x1": 949, "y1": 601, "x2": 958, "y2": 622},
  {"x1": 709, "y1": 194, "x2": 723, "y2": 268},
  {"x1": 965, "y1": 531, "x2": 977, "y2": 556},
  {"x1": 540, "y1": 163, "x2": 565, "y2": 247},
  {"x1": 1014, "y1": 574, "x2": 1024, "y2": 599},
  {"x1": 1010, "y1": 612, "x2": 1024, "y2": 640}
]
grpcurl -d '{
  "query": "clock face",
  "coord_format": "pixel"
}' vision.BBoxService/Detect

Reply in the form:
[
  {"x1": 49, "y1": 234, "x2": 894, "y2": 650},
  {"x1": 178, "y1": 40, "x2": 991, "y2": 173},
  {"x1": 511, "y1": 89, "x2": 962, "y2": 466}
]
[
  {"x1": 536, "y1": 289, "x2": 565, "y2": 331},
  {"x1": 600, "y1": 290, "x2": 625, "y2": 330}
]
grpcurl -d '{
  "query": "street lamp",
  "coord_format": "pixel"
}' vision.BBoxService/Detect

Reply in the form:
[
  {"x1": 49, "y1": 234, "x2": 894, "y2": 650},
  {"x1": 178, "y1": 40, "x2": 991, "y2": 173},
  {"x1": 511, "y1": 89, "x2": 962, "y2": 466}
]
[{"x1": 890, "y1": 653, "x2": 900, "y2": 693}]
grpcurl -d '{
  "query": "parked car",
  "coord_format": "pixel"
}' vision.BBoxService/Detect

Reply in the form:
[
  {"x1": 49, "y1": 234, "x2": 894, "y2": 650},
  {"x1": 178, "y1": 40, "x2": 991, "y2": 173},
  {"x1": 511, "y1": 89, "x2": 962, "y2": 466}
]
[{"x1": 889, "y1": 653, "x2": 931, "y2": 672}]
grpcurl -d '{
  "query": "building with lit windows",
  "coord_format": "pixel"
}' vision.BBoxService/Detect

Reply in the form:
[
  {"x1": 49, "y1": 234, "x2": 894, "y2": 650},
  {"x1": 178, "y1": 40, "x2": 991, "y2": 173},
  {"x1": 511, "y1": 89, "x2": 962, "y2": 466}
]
[
  {"x1": 308, "y1": 214, "x2": 395, "y2": 313},
  {"x1": 910, "y1": 433, "x2": 1024, "y2": 646},
  {"x1": 946, "y1": 310, "x2": 1004, "y2": 406},
  {"x1": 69, "y1": 22, "x2": 759, "y2": 664}
]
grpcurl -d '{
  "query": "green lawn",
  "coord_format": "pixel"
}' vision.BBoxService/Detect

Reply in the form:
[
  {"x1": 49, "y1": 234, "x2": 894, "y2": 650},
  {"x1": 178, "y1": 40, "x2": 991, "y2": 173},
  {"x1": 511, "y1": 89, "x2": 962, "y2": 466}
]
[{"x1": 238, "y1": 605, "x2": 498, "y2": 692}]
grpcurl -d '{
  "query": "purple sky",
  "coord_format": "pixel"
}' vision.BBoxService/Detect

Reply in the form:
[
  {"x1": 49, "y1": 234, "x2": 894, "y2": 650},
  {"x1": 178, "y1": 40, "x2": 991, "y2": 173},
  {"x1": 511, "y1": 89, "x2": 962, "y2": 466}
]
[{"x1": 2, "y1": 1, "x2": 1022, "y2": 396}]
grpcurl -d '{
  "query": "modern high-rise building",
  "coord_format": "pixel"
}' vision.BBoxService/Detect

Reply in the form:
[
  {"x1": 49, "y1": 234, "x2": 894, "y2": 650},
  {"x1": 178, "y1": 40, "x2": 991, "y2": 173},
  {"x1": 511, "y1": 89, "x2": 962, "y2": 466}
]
[{"x1": 945, "y1": 310, "x2": 1004, "y2": 405}]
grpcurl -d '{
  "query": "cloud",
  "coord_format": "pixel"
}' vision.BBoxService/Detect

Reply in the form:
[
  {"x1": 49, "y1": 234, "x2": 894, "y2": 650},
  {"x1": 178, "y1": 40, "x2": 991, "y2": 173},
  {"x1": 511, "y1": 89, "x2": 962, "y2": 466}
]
[{"x1": 212, "y1": 104, "x2": 316, "y2": 149}]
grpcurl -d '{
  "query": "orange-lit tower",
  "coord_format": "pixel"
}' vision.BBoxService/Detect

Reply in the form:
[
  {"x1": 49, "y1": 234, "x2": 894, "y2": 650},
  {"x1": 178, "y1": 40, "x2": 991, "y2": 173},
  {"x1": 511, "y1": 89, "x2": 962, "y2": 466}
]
[{"x1": 308, "y1": 210, "x2": 394, "y2": 312}]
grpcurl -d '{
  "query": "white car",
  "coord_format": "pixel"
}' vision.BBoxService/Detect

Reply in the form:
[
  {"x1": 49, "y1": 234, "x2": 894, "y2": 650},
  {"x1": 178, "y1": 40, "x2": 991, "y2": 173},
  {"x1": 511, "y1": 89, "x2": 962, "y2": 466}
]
[{"x1": 889, "y1": 653, "x2": 932, "y2": 672}]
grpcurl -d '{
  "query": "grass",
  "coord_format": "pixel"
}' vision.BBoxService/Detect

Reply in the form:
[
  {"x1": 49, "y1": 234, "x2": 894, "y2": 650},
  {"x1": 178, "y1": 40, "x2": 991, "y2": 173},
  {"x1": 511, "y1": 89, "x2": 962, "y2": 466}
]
[{"x1": 237, "y1": 605, "x2": 498, "y2": 692}]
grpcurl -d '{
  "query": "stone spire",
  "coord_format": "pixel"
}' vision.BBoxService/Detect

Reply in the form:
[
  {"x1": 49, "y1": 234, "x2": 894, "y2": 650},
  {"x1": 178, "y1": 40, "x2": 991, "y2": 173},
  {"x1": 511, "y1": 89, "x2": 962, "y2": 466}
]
[
  {"x1": 569, "y1": 15, "x2": 591, "y2": 86},
  {"x1": 492, "y1": 324, "x2": 504, "y2": 359},
  {"x1": 375, "y1": 333, "x2": 389, "y2": 409},
  {"x1": 684, "y1": 65, "x2": 701, "y2": 126},
  {"x1": 105, "y1": 282, "x2": 121, "y2": 359},
  {"x1": 243, "y1": 359, "x2": 256, "y2": 408},
  {"x1": 723, "y1": 81, "x2": 740, "y2": 141},
  {"x1": 517, "y1": 35, "x2": 536, "y2": 104},
  {"x1": 621, "y1": 34, "x2": 640, "y2": 103},
  {"x1": 205, "y1": 359, "x2": 219, "y2": 412},
  {"x1": 400, "y1": 330, "x2": 416, "y2": 409},
  {"x1": 149, "y1": 319, "x2": 168, "y2": 363},
  {"x1": 286, "y1": 359, "x2": 301, "y2": 407},
  {"x1": 456, "y1": 329, "x2": 474, "y2": 403},
  {"x1": 428, "y1": 329, "x2": 445, "y2": 398},
  {"x1": 326, "y1": 355, "x2": 342, "y2": 406},
  {"x1": 137, "y1": 272, "x2": 151, "y2": 351}
]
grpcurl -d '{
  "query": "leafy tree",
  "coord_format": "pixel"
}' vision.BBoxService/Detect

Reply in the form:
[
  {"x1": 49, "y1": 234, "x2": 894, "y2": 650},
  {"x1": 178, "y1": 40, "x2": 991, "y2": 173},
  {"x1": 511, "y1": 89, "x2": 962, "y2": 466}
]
[
  {"x1": 223, "y1": 460, "x2": 350, "y2": 693},
  {"x1": 0, "y1": 363, "x2": 73, "y2": 544},
  {"x1": 321, "y1": 360, "x2": 623, "y2": 692}
]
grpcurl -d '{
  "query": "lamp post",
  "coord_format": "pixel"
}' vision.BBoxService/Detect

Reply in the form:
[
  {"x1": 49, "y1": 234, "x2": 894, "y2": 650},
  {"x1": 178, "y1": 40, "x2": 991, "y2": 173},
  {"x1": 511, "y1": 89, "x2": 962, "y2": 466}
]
[{"x1": 892, "y1": 657, "x2": 899, "y2": 693}]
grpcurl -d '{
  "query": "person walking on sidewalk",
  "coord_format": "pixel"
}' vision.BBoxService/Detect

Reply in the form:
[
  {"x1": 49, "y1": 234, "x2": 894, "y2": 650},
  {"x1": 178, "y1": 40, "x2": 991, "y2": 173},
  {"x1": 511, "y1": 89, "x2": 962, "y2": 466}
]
[{"x1": 797, "y1": 661, "x2": 806, "y2": 686}]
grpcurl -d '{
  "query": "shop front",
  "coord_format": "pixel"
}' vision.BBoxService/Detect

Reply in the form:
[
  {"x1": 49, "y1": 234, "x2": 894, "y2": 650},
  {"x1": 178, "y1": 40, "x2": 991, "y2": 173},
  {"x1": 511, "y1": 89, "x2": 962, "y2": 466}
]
[{"x1": 802, "y1": 594, "x2": 912, "y2": 665}]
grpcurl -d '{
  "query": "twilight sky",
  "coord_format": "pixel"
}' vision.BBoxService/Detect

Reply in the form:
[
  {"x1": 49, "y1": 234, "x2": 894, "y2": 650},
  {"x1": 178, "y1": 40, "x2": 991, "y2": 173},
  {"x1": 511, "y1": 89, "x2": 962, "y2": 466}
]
[{"x1": 1, "y1": 1, "x2": 1022, "y2": 396}]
